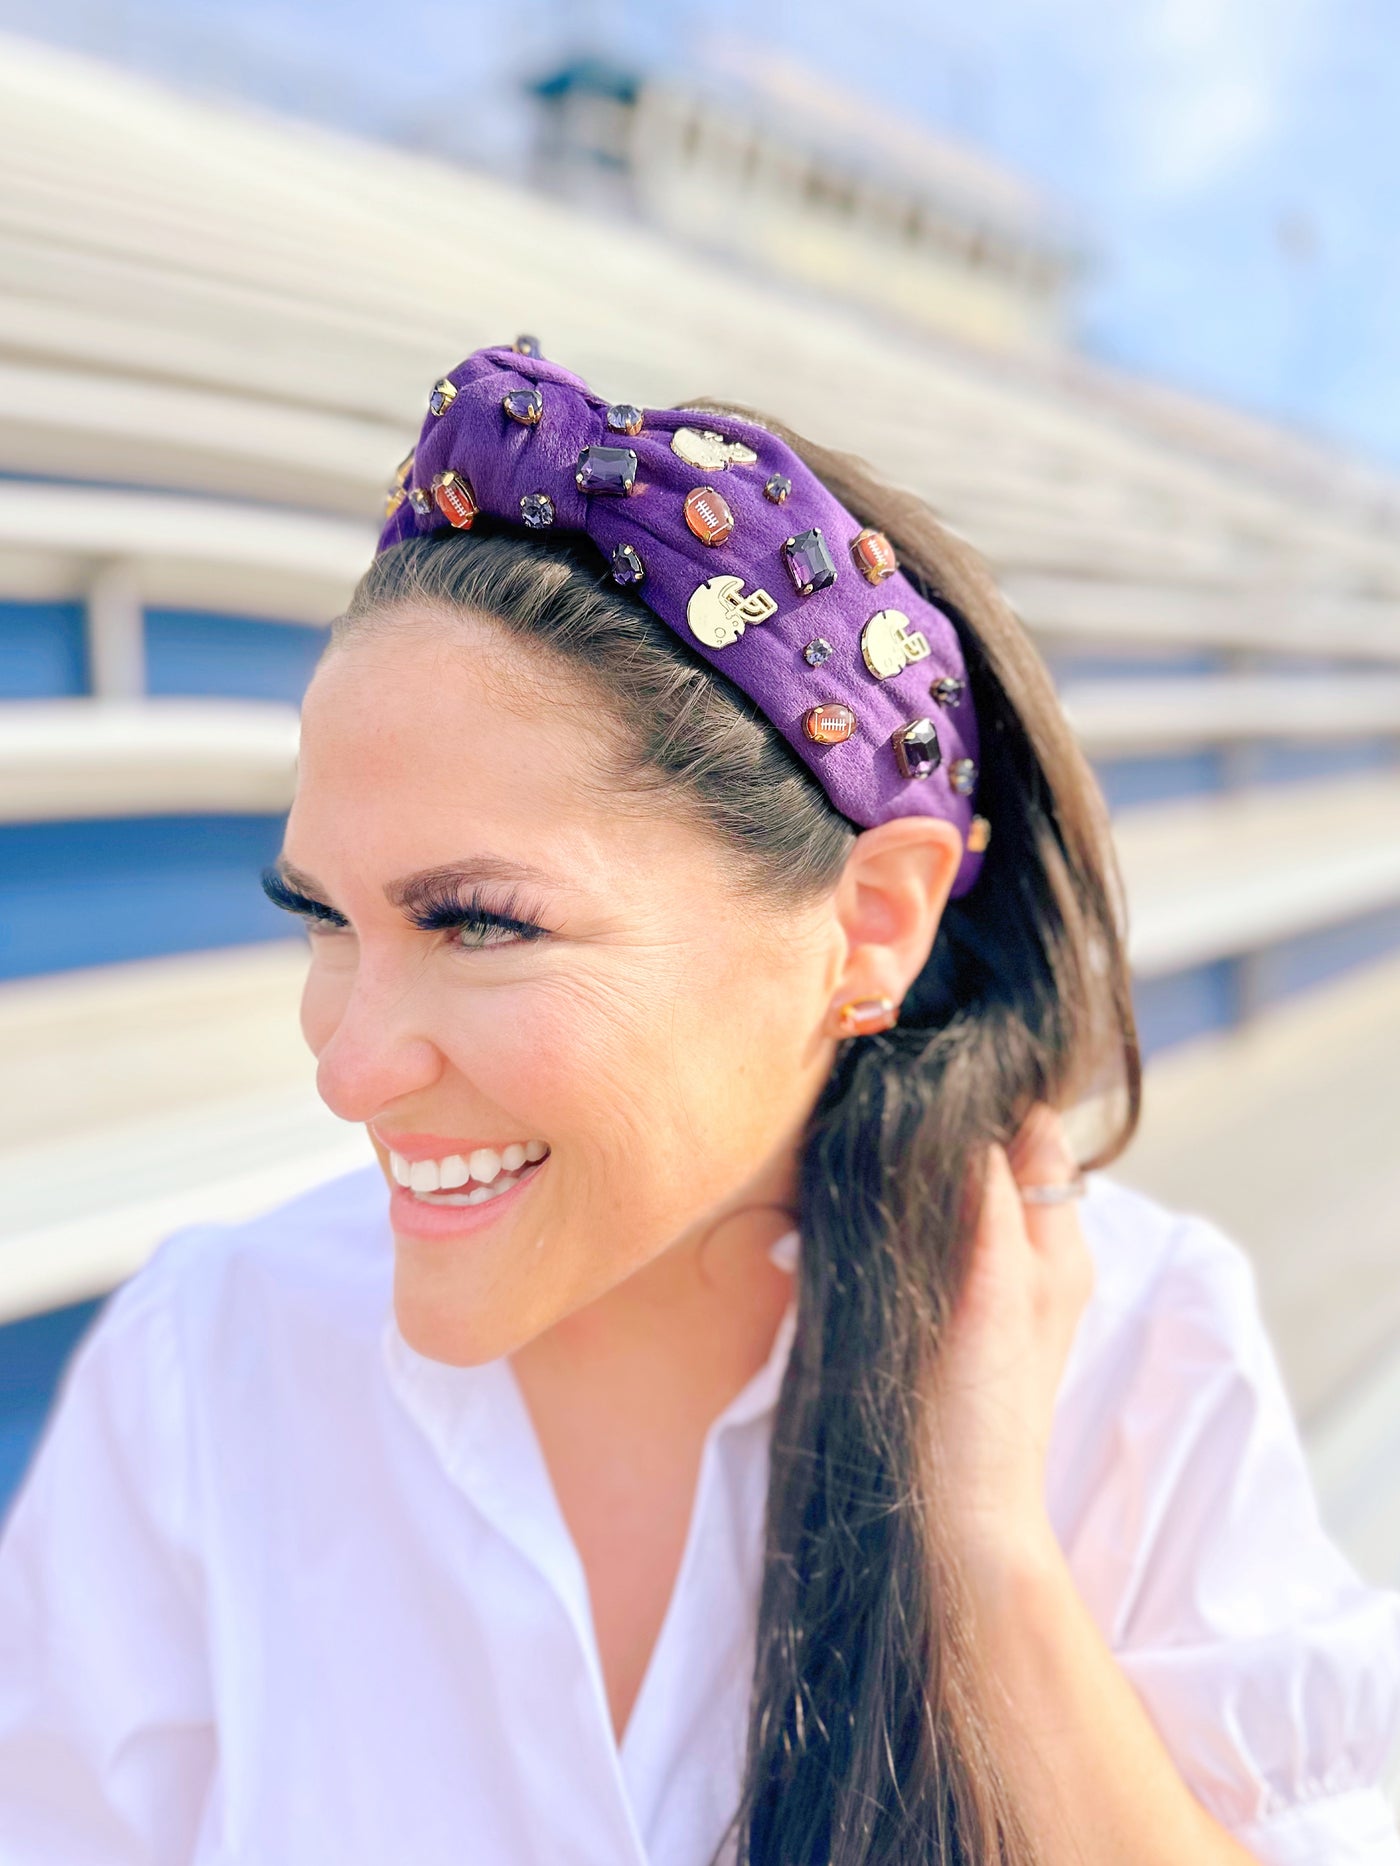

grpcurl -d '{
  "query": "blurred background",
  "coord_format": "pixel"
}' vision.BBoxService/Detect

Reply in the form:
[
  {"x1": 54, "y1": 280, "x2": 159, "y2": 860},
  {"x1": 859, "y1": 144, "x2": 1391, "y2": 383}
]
[{"x1": 1, "y1": 0, "x2": 1398, "y2": 1631}]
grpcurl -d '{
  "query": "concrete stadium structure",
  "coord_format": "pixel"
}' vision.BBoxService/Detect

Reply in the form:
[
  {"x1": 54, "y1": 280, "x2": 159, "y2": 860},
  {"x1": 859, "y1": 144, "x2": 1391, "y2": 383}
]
[{"x1": 2, "y1": 33, "x2": 1399, "y2": 1594}]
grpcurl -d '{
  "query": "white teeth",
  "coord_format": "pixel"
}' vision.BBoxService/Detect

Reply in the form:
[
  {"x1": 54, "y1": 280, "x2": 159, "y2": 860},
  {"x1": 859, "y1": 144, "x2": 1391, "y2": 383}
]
[
  {"x1": 389, "y1": 1140, "x2": 549, "y2": 1199},
  {"x1": 469, "y1": 1147, "x2": 502, "y2": 1184}
]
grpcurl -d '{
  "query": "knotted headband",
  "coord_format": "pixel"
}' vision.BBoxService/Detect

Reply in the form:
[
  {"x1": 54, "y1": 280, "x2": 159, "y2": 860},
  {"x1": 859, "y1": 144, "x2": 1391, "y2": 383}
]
[{"x1": 375, "y1": 339, "x2": 988, "y2": 898}]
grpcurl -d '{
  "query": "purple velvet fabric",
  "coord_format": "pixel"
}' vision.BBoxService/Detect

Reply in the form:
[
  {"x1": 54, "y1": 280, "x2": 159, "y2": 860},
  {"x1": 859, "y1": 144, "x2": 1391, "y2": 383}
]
[{"x1": 376, "y1": 346, "x2": 985, "y2": 897}]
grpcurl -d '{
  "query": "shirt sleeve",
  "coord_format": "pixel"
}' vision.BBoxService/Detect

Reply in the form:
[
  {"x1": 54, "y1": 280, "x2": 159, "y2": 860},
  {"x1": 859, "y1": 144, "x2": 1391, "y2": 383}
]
[
  {"x1": 1064, "y1": 1205, "x2": 1400, "y2": 1865},
  {"x1": 0, "y1": 1239, "x2": 216, "y2": 1863}
]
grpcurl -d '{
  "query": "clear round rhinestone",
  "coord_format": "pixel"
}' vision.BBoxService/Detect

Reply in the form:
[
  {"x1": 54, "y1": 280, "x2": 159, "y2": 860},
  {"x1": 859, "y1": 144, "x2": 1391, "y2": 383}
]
[
  {"x1": 520, "y1": 491, "x2": 555, "y2": 528},
  {"x1": 949, "y1": 757, "x2": 978, "y2": 795},
  {"x1": 803, "y1": 637, "x2": 834, "y2": 667}
]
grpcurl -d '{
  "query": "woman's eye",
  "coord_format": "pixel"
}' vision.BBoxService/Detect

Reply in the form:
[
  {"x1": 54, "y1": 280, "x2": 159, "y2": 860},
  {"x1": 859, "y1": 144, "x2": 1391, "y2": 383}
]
[
  {"x1": 449, "y1": 920, "x2": 531, "y2": 951},
  {"x1": 303, "y1": 915, "x2": 353, "y2": 942}
]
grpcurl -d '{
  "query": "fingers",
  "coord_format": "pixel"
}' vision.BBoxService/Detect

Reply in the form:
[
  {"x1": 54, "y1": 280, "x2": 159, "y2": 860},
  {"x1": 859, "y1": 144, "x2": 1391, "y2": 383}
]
[
  {"x1": 1006, "y1": 1107, "x2": 1091, "y2": 1283},
  {"x1": 1006, "y1": 1104, "x2": 1075, "y2": 1189}
]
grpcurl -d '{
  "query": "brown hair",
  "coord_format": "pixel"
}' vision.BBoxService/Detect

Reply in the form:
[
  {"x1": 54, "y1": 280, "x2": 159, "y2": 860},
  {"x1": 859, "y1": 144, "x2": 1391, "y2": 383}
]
[{"x1": 333, "y1": 401, "x2": 1140, "y2": 1864}]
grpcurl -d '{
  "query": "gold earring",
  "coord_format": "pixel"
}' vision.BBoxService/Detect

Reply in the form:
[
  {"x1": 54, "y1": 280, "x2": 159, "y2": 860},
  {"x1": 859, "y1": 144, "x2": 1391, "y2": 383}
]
[{"x1": 833, "y1": 995, "x2": 899, "y2": 1037}]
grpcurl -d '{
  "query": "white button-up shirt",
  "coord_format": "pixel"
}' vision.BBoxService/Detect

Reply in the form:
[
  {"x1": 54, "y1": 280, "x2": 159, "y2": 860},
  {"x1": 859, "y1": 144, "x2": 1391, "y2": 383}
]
[{"x1": 2, "y1": 1165, "x2": 1399, "y2": 1865}]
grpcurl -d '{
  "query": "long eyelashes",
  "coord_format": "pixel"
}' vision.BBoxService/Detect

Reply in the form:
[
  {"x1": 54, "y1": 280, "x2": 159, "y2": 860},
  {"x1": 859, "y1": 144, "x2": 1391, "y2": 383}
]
[
  {"x1": 258, "y1": 869, "x2": 548, "y2": 946},
  {"x1": 260, "y1": 869, "x2": 347, "y2": 926},
  {"x1": 408, "y1": 882, "x2": 547, "y2": 942}
]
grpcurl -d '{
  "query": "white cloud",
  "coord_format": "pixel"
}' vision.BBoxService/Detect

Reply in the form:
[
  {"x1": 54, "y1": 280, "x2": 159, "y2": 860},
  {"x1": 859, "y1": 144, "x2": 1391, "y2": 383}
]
[{"x1": 1123, "y1": 0, "x2": 1324, "y2": 194}]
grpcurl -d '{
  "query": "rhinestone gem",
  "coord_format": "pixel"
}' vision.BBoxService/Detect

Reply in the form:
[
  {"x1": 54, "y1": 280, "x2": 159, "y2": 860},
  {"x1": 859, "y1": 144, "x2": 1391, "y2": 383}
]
[
  {"x1": 803, "y1": 703, "x2": 858, "y2": 745},
  {"x1": 576, "y1": 445, "x2": 638, "y2": 495},
  {"x1": 764, "y1": 473, "x2": 792, "y2": 505},
  {"x1": 683, "y1": 485, "x2": 735, "y2": 546},
  {"x1": 606, "y1": 403, "x2": 644, "y2": 436},
  {"x1": 431, "y1": 469, "x2": 478, "y2": 529},
  {"x1": 782, "y1": 527, "x2": 837, "y2": 596},
  {"x1": 611, "y1": 542, "x2": 645, "y2": 586},
  {"x1": 408, "y1": 486, "x2": 433, "y2": 517},
  {"x1": 428, "y1": 377, "x2": 458, "y2": 416},
  {"x1": 931, "y1": 676, "x2": 967, "y2": 708},
  {"x1": 949, "y1": 757, "x2": 978, "y2": 795},
  {"x1": 803, "y1": 637, "x2": 834, "y2": 667},
  {"x1": 967, "y1": 816, "x2": 992, "y2": 853},
  {"x1": 892, "y1": 717, "x2": 941, "y2": 780},
  {"x1": 851, "y1": 527, "x2": 898, "y2": 584},
  {"x1": 503, "y1": 386, "x2": 543, "y2": 425},
  {"x1": 520, "y1": 491, "x2": 555, "y2": 528},
  {"x1": 513, "y1": 334, "x2": 543, "y2": 357}
]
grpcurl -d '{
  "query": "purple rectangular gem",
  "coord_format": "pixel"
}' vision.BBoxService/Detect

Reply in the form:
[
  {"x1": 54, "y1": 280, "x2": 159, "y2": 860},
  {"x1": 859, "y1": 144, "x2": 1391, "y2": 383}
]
[
  {"x1": 575, "y1": 445, "x2": 637, "y2": 495},
  {"x1": 783, "y1": 527, "x2": 837, "y2": 595}
]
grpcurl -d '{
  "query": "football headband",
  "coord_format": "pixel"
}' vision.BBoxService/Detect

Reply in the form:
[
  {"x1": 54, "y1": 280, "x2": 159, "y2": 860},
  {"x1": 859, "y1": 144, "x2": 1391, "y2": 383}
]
[{"x1": 376, "y1": 339, "x2": 988, "y2": 897}]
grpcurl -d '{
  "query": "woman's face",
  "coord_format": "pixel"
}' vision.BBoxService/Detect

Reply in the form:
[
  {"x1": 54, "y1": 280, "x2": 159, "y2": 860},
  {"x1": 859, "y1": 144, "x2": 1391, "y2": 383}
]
[{"x1": 280, "y1": 609, "x2": 849, "y2": 1365}]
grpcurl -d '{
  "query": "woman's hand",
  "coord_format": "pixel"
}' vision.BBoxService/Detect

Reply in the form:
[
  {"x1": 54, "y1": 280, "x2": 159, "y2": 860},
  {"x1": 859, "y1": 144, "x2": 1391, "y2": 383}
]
[{"x1": 932, "y1": 1106, "x2": 1094, "y2": 1579}]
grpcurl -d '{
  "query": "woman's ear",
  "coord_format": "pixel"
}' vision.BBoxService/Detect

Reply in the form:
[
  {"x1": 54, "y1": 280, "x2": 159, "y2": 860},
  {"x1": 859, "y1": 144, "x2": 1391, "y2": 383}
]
[{"x1": 826, "y1": 816, "x2": 963, "y2": 1021}]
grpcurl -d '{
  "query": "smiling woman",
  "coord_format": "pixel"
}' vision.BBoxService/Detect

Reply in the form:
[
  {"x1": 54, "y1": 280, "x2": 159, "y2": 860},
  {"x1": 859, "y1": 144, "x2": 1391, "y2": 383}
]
[{"x1": 1, "y1": 343, "x2": 1398, "y2": 1866}]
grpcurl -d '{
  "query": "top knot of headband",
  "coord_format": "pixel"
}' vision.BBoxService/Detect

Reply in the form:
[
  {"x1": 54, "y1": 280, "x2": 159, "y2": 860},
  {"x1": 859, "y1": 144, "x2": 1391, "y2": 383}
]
[{"x1": 375, "y1": 337, "x2": 988, "y2": 899}]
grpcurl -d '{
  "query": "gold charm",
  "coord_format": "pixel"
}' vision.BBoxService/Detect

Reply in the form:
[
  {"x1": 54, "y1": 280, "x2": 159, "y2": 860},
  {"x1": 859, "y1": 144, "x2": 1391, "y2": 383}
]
[
  {"x1": 967, "y1": 816, "x2": 991, "y2": 853},
  {"x1": 803, "y1": 703, "x2": 858, "y2": 744},
  {"x1": 859, "y1": 609, "x2": 931, "y2": 679},
  {"x1": 686, "y1": 575, "x2": 777, "y2": 648},
  {"x1": 671, "y1": 427, "x2": 759, "y2": 471}
]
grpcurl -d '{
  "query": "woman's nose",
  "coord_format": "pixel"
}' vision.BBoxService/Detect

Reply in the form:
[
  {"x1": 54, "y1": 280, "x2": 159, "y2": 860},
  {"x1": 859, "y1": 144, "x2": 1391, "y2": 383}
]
[{"x1": 307, "y1": 962, "x2": 445, "y2": 1126}]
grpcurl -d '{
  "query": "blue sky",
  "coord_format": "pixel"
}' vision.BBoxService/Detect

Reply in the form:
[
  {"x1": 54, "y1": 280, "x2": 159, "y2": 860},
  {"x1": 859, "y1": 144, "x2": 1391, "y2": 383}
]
[{"x1": 4, "y1": 0, "x2": 1397, "y2": 467}]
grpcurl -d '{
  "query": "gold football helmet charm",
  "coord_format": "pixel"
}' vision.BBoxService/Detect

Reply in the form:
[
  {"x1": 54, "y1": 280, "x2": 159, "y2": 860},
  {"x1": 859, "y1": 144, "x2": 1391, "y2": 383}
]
[{"x1": 686, "y1": 575, "x2": 778, "y2": 648}]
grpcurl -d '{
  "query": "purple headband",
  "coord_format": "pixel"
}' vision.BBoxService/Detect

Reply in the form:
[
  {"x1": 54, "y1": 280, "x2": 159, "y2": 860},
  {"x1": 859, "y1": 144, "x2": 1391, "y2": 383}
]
[{"x1": 376, "y1": 340, "x2": 988, "y2": 898}]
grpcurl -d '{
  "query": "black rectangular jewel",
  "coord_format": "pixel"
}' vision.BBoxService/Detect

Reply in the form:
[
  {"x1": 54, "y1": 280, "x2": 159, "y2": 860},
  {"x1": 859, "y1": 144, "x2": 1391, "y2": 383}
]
[{"x1": 575, "y1": 445, "x2": 638, "y2": 495}]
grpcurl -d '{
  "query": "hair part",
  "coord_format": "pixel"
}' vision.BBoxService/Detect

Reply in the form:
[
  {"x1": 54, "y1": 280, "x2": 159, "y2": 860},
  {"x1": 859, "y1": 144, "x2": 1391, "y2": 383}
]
[{"x1": 333, "y1": 404, "x2": 1140, "y2": 1865}]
